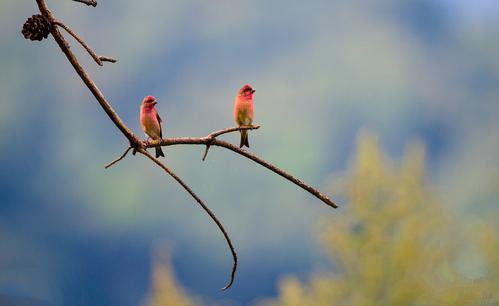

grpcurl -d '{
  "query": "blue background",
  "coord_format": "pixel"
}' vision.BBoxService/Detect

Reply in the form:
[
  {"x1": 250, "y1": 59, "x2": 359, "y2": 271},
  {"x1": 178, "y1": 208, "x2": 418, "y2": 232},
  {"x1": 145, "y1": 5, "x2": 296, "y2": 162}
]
[{"x1": 1, "y1": 0, "x2": 498, "y2": 305}]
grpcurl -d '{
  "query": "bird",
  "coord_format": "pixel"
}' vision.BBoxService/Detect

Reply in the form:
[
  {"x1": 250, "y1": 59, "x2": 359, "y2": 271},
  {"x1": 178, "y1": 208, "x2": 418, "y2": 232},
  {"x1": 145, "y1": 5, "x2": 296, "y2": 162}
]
[
  {"x1": 233, "y1": 84, "x2": 255, "y2": 148},
  {"x1": 140, "y1": 95, "x2": 165, "y2": 158}
]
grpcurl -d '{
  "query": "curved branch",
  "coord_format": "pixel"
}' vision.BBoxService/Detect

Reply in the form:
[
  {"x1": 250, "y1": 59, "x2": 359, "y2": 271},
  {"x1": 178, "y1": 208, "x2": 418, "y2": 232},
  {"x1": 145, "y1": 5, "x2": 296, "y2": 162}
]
[
  {"x1": 144, "y1": 127, "x2": 338, "y2": 209},
  {"x1": 33, "y1": 0, "x2": 236, "y2": 290},
  {"x1": 30, "y1": 0, "x2": 338, "y2": 292},
  {"x1": 138, "y1": 148, "x2": 237, "y2": 291}
]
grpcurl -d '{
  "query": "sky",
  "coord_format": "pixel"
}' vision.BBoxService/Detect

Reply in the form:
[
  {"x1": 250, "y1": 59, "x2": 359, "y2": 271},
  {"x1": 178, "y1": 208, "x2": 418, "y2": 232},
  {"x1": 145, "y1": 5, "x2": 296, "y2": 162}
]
[{"x1": 0, "y1": 0, "x2": 498, "y2": 305}]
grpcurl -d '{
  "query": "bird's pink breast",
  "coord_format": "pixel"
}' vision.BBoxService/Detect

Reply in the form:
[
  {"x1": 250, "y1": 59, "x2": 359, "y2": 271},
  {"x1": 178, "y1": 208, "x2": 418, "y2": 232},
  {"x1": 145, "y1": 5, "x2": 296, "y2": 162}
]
[
  {"x1": 140, "y1": 106, "x2": 161, "y2": 139},
  {"x1": 234, "y1": 96, "x2": 254, "y2": 125}
]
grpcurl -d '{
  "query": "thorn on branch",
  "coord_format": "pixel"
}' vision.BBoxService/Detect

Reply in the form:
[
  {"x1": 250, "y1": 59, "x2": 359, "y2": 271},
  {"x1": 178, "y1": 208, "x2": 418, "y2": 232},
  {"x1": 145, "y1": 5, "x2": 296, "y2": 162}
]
[
  {"x1": 105, "y1": 146, "x2": 132, "y2": 169},
  {"x1": 53, "y1": 20, "x2": 115, "y2": 66},
  {"x1": 202, "y1": 144, "x2": 211, "y2": 161},
  {"x1": 72, "y1": 0, "x2": 97, "y2": 7}
]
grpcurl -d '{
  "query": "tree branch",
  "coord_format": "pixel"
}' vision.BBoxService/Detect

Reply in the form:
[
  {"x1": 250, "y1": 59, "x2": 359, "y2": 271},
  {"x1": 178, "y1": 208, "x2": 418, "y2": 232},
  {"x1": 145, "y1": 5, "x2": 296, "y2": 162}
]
[
  {"x1": 72, "y1": 0, "x2": 97, "y2": 7},
  {"x1": 143, "y1": 127, "x2": 337, "y2": 209},
  {"x1": 28, "y1": 0, "x2": 338, "y2": 292},
  {"x1": 138, "y1": 148, "x2": 237, "y2": 290},
  {"x1": 33, "y1": 0, "x2": 235, "y2": 290}
]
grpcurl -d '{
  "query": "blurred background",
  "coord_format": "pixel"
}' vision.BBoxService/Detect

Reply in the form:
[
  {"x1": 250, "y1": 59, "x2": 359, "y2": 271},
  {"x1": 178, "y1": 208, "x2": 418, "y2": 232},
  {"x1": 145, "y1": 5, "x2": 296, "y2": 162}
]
[{"x1": 1, "y1": 0, "x2": 498, "y2": 305}]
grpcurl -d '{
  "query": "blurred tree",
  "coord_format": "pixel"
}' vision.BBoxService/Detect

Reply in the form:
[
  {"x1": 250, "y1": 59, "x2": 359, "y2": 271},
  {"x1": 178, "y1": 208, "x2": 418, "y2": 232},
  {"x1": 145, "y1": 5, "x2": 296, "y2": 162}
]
[
  {"x1": 140, "y1": 133, "x2": 498, "y2": 306},
  {"x1": 143, "y1": 249, "x2": 200, "y2": 306},
  {"x1": 259, "y1": 132, "x2": 498, "y2": 306}
]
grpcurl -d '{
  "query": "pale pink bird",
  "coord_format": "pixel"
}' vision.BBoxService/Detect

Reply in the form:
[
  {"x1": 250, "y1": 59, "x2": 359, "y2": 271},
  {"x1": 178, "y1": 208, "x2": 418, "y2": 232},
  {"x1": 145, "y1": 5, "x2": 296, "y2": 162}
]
[
  {"x1": 233, "y1": 84, "x2": 255, "y2": 148},
  {"x1": 140, "y1": 95, "x2": 165, "y2": 158}
]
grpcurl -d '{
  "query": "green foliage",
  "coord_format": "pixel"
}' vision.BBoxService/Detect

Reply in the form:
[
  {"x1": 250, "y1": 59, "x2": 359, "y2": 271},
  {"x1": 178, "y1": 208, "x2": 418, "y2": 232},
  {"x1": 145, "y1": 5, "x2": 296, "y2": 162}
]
[
  {"x1": 143, "y1": 249, "x2": 200, "y2": 306},
  {"x1": 141, "y1": 133, "x2": 498, "y2": 306},
  {"x1": 260, "y1": 132, "x2": 498, "y2": 306}
]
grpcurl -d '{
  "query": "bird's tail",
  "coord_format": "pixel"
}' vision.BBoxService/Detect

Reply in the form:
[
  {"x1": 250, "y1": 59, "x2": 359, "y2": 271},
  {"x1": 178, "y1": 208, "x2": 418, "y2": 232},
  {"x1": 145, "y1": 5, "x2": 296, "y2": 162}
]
[
  {"x1": 155, "y1": 146, "x2": 165, "y2": 158},
  {"x1": 239, "y1": 130, "x2": 249, "y2": 148}
]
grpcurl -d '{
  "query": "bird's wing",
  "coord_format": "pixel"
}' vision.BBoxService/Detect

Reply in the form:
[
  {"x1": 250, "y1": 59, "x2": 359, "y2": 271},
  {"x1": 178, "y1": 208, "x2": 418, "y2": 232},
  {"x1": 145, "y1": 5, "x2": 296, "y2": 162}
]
[{"x1": 156, "y1": 113, "x2": 163, "y2": 138}]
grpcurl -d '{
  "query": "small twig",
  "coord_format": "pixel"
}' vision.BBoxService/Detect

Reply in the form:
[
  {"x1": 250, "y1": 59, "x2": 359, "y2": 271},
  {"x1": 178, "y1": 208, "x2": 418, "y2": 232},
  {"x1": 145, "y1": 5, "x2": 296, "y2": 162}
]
[
  {"x1": 202, "y1": 144, "x2": 211, "y2": 161},
  {"x1": 138, "y1": 148, "x2": 238, "y2": 291},
  {"x1": 53, "y1": 20, "x2": 116, "y2": 66},
  {"x1": 105, "y1": 146, "x2": 132, "y2": 169},
  {"x1": 208, "y1": 125, "x2": 260, "y2": 138},
  {"x1": 30, "y1": 0, "x2": 337, "y2": 291},
  {"x1": 202, "y1": 125, "x2": 260, "y2": 161},
  {"x1": 72, "y1": 0, "x2": 97, "y2": 7},
  {"x1": 99, "y1": 56, "x2": 117, "y2": 63}
]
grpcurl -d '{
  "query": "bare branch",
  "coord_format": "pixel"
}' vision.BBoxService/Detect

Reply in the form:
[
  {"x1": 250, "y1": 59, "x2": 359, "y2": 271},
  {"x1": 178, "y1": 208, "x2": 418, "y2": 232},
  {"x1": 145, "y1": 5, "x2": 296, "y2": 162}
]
[
  {"x1": 138, "y1": 148, "x2": 237, "y2": 291},
  {"x1": 30, "y1": 0, "x2": 337, "y2": 292},
  {"x1": 105, "y1": 146, "x2": 132, "y2": 169},
  {"x1": 53, "y1": 21, "x2": 116, "y2": 66},
  {"x1": 33, "y1": 1, "x2": 234, "y2": 287},
  {"x1": 143, "y1": 126, "x2": 338, "y2": 209},
  {"x1": 72, "y1": 0, "x2": 97, "y2": 7}
]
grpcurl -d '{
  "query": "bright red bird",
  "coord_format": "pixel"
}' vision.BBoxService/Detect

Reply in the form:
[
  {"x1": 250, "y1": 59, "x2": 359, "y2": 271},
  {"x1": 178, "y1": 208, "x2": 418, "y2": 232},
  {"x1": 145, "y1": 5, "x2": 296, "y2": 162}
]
[
  {"x1": 140, "y1": 95, "x2": 165, "y2": 158},
  {"x1": 233, "y1": 84, "x2": 255, "y2": 148}
]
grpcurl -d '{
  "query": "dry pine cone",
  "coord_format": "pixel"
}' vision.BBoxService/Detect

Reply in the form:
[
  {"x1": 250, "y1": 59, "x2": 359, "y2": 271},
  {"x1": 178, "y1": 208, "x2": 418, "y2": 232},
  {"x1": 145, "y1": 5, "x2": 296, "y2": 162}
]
[{"x1": 22, "y1": 14, "x2": 52, "y2": 41}]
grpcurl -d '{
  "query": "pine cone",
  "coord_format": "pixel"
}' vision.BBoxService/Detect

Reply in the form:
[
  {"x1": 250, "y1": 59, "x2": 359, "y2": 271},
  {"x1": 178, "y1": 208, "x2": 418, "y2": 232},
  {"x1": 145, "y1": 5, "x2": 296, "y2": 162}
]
[{"x1": 22, "y1": 14, "x2": 52, "y2": 41}]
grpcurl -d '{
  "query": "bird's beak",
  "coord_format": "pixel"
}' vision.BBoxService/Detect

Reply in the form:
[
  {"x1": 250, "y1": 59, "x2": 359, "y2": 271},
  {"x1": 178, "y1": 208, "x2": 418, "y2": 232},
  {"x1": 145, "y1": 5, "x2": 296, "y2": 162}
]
[
  {"x1": 152, "y1": 101, "x2": 157, "y2": 106},
  {"x1": 251, "y1": 89, "x2": 256, "y2": 94}
]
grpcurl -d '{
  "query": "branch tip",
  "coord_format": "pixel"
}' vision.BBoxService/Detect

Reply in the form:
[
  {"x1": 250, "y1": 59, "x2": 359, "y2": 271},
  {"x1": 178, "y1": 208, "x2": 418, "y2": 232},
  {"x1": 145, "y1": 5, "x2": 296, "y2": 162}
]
[
  {"x1": 99, "y1": 56, "x2": 117, "y2": 63},
  {"x1": 105, "y1": 146, "x2": 132, "y2": 169},
  {"x1": 202, "y1": 144, "x2": 211, "y2": 161},
  {"x1": 72, "y1": 0, "x2": 97, "y2": 7}
]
